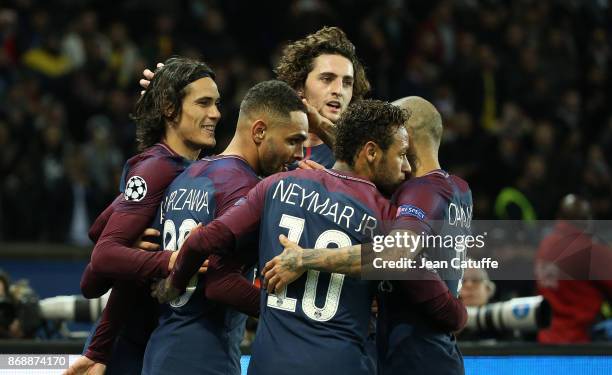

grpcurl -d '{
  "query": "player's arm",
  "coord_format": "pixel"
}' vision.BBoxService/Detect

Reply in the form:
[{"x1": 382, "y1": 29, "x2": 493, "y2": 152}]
[
  {"x1": 88, "y1": 196, "x2": 119, "y2": 242},
  {"x1": 89, "y1": 211, "x2": 173, "y2": 279},
  {"x1": 87, "y1": 160, "x2": 181, "y2": 281},
  {"x1": 79, "y1": 282, "x2": 138, "y2": 365},
  {"x1": 81, "y1": 228, "x2": 161, "y2": 298},
  {"x1": 263, "y1": 228, "x2": 422, "y2": 293},
  {"x1": 204, "y1": 255, "x2": 260, "y2": 317},
  {"x1": 200, "y1": 176, "x2": 263, "y2": 317},
  {"x1": 153, "y1": 176, "x2": 272, "y2": 303},
  {"x1": 395, "y1": 276, "x2": 467, "y2": 332},
  {"x1": 80, "y1": 265, "x2": 114, "y2": 299}
]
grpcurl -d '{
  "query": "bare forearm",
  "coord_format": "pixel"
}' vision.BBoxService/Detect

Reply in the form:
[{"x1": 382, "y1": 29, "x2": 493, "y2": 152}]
[{"x1": 302, "y1": 245, "x2": 362, "y2": 276}]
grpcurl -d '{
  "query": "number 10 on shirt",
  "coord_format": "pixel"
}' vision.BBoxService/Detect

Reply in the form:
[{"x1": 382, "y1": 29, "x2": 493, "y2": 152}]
[{"x1": 267, "y1": 214, "x2": 350, "y2": 322}]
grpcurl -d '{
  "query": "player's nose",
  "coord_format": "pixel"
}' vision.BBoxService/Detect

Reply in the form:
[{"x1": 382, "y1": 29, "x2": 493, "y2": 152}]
[
  {"x1": 209, "y1": 104, "x2": 221, "y2": 121},
  {"x1": 331, "y1": 78, "x2": 344, "y2": 96},
  {"x1": 293, "y1": 146, "x2": 304, "y2": 161},
  {"x1": 402, "y1": 156, "x2": 411, "y2": 175}
]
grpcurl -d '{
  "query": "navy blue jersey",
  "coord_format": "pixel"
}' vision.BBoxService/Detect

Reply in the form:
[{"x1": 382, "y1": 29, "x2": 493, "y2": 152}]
[
  {"x1": 213, "y1": 169, "x2": 394, "y2": 375},
  {"x1": 379, "y1": 169, "x2": 472, "y2": 375},
  {"x1": 289, "y1": 143, "x2": 336, "y2": 170},
  {"x1": 142, "y1": 155, "x2": 260, "y2": 375},
  {"x1": 304, "y1": 143, "x2": 335, "y2": 168}
]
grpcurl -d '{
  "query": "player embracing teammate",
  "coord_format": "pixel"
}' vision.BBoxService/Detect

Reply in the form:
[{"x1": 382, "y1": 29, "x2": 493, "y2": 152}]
[{"x1": 68, "y1": 26, "x2": 470, "y2": 375}]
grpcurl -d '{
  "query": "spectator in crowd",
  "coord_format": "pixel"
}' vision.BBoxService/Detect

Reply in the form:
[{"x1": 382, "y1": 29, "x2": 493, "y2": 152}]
[
  {"x1": 535, "y1": 194, "x2": 612, "y2": 343},
  {"x1": 460, "y1": 266, "x2": 496, "y2": 308},
  {"x1": 0, "y1": 0, "x2": 610, "y2": 236}
]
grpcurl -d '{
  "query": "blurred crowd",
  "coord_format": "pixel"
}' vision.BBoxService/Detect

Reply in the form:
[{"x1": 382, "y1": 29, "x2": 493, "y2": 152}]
[{"x1": 1, "y1": 0, "x2": 611, "y2": 244}]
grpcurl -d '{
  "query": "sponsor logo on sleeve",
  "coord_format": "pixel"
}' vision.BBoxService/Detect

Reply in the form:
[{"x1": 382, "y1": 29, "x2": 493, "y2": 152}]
[
  {"x1": 124, "y1": 176, "x2": 147, "y2": 202},
  {"x1": 396, "y1": 204, "x2": 426, "y2": 220}
]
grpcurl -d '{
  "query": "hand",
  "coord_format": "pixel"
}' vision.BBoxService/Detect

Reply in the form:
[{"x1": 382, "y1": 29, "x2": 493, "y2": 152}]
[
  {"x1": 297, "y1": 159, "x2": 325, "y2": 170},
  {"x1": 139, "y1": 62, "x2": 164, "y2": 95},
  {"x1": 134, "y1": 228, "x2": 160, "y2": 251},
  {"x1": 167, "y1": 224, "x2": 207, "y2": 273},
  {"x1": 262, "y1": 235, "x2": 306, "y2": 294},
  {"x1": 63, "y1": 356, "x2": 106, "y2": 375},
  {"x1": 151, "y1": 277, "x2": 181, "y2": 304},
  {"x1": 302, "y1": 98, "x2": 336, "y2": 147}
]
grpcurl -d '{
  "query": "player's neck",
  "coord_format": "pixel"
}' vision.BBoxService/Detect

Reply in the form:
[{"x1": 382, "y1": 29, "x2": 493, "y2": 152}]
[
  {"x1": 221, "y1": 136, "x2": 260, "y2": 173},
  {"x1": 333, "y1": 161, "x2": 369, "y2": 180},
  {"x1": 163, "y1": 135, "x2": 200, "y2": 161},
  {"x1": 304, "y1": 133, "x2": 324, "y2": 147},
  {"x1": 413, "y1": 155, "x2": 441, "y2": 177}
]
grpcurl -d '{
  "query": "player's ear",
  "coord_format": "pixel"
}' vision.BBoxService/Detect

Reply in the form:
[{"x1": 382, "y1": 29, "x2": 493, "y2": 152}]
[
  {"x1": 485, "y1": 280, "x2": 496, "y2": 299},
  {"x1": 163, "y1": 101, "x2": 179, "y2": 126},
  {"x1": 252, "y1": 120, "x2": 267, "y2": 145},
  {"x1": 363, "y1": 141, "x2": 379, "y2": 163},
  {"x1": 296, "y1": 85, "x2": 305, "y2": 99}
]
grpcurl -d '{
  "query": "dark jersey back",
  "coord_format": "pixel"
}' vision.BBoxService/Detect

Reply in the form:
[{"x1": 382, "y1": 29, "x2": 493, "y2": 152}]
[
  {"x1": 380, "y1": 170, "x2": 472, "y2": 375},
  {"x1": 248, "y1": 169, "x2": 393, "y2": 375},
  {"x1": 143, "y1": 155, "x2": 259, "y2": 375},
  {"x1": 392, "y1": 170, "x2": 473, "y2": 296}
]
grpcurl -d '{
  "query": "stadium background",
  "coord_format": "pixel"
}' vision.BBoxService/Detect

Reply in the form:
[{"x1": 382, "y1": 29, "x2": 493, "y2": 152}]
[{"x1": 0, "y1": 0, "x2": 611, "y2": 374}]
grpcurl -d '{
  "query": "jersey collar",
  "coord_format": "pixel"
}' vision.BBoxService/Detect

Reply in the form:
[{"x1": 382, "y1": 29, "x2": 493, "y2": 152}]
[{"x1": 324, "y1": 169, "x2": 377, "y2": 189}]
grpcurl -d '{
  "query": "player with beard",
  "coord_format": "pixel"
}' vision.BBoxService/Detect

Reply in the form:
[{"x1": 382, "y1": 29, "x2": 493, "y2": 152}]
[
  {"x1": 263, "y1": 97, "x2": 470, "y2": 375},
  {"x1": 152, "y1": 100, "x2": 410, "y2": 375},
  {"x1": 142, "y1": 80, "x2": 308, "y2": 374}
]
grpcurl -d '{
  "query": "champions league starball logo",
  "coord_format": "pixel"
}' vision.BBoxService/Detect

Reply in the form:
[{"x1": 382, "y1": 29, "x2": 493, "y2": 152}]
[{"x1": 124, "y1": 176, "x2": 147, "y2": 202}]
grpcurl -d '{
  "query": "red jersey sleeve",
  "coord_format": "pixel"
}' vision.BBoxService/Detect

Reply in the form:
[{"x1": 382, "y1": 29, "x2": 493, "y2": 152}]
[
  {"x1": 170, "y1": 175, "x2": 277, "y2": 291},
  {"x1": 89, "y1": 157, "x2": 178, "y2": 280},
  {"x1": 391, "y1": 180, "x2": 446, "y2": 235}
]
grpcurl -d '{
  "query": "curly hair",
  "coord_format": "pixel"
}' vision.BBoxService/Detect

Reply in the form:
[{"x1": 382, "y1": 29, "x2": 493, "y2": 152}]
[
  {"x1": 275, "y1": 27, "x2": 370, "y2": 103},
  {"x1": 334, "y1": 99, "x2": 409, "y2": 166},
  {"x1": 131, "y1": 57, "x2": 216, "y2": 151}
]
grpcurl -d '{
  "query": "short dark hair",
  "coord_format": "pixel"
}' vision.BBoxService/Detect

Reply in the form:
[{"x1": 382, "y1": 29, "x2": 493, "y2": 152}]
[
  {"x1": 275, "y1": 27, "x2": 370, "y2": 103},
  {"x1": 334, "y1": 99, "x2": 409, "y2": 166},
  {"x1": 131, "y1": 57, "x2": 216, "y2": 151},
  {"x1": 239, "y1": 80, "x2": 306, "y2": 120}
]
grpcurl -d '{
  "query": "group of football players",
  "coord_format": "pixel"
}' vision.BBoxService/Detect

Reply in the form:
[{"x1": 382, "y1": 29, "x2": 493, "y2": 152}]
[{"x1": 64, "y1": 26, "x2": 472, "y2": 375}]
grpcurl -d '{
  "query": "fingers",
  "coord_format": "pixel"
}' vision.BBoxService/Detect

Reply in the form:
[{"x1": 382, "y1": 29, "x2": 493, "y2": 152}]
[
  {"x1": 139, "y1": 78, "x2": 150, "y2": 89},
  {"x1": 297, "y1": 160, "x2": 313, "y2": 170},
  {"x1": 274, "y1": 279, "x2": 287, "y2": 294},
  {"x1": 279, "y1": 234, "x2": 299, "y2": 249},
  {"x1": 137, "y1": 241, "x2": 160, "y2": 251},
  {"x1": 143, "y1": 69, "x2": 155, "y2": 80},
  {"x1": 278, "y1": 234, "x2": 292, "y2": 247},
  {"x1": 156, "y1": 62, "x2": 164, "y2": 68},
  {"x1": 303, "y1": 159, "x2": 325, "y2": 170},
  {"x1": 168, "y1": 251, "x2": 178, "y2": 271},
  {"x1": 262, "y1": 259, "x2": 275, "y2": 277},
  {"x1": 267, "y1": 274, "x2": 279, "y2": 294},
  {"x1": 197, "y1": 259, "x2": 209, "y2": 273},
  {"x1": 142, "y1": 228, "x2": 160, "y2": 237},
  {"x1": 301, "y1": 98, "x2": 314, "y2": 111}
]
